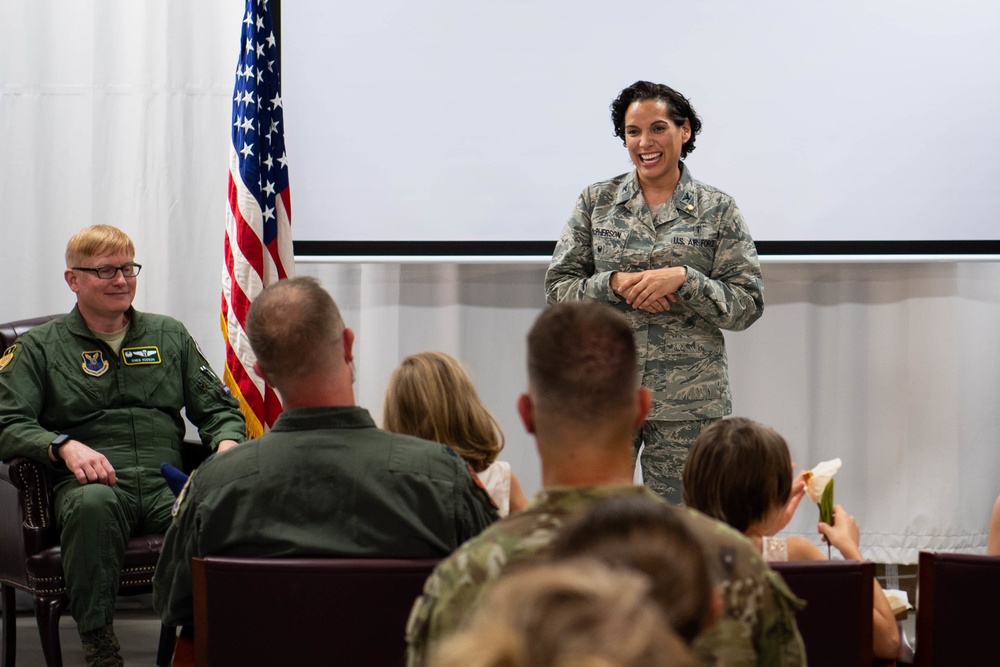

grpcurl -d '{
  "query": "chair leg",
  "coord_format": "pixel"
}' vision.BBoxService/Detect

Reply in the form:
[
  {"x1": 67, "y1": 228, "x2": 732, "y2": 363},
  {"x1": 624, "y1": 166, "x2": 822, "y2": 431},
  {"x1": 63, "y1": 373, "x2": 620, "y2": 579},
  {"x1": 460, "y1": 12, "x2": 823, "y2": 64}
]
[
  {"x1": 156, "y1": 624, "x2": 177, "y2": 666},
  {"x1": 33, "y1": 596, "x2": 66, "y2": 667},
  {"x1": 1, "y1": 585, "x2": 16, "y2": 667}
]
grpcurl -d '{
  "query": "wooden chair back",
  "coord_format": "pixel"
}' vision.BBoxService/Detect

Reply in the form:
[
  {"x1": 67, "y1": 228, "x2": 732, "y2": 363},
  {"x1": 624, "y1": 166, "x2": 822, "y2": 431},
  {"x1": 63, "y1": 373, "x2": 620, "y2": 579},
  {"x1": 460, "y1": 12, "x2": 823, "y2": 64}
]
[
  {"x1": 771, "y1": 560, "x2": 875, "y2": 667},
  {"x1": 192, "y1": 556, "x2": 439, "y2": 667},
  {"x1": 914, "y1": 551, "x2": 1000, "y2": 666}
]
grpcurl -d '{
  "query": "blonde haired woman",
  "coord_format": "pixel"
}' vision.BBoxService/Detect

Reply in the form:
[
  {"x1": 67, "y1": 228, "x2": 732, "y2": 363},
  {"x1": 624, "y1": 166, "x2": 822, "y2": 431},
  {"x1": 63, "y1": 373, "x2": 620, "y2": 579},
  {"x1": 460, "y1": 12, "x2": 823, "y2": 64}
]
[{"x1": 384, "y1": 352, "x2": 528, "y2": 516}]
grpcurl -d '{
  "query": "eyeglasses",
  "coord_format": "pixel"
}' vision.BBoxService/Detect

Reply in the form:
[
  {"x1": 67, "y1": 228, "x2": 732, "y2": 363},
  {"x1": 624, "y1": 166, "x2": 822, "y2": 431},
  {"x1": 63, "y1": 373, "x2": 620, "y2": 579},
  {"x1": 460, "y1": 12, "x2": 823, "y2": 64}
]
[{"x1": 71, "y1": 264, "x2": 142, "y2": 279}]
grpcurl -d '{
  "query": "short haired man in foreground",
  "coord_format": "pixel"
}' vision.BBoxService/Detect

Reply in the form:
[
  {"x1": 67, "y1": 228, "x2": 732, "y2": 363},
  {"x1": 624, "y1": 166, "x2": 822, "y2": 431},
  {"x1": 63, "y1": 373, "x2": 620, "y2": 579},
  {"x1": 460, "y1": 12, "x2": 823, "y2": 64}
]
[
  {"x1": 153, "y1": 276, "x2": 497, "y2": 627},
  {"x1": 405, "y1": 302, "x2": 806, "y2": 667}
]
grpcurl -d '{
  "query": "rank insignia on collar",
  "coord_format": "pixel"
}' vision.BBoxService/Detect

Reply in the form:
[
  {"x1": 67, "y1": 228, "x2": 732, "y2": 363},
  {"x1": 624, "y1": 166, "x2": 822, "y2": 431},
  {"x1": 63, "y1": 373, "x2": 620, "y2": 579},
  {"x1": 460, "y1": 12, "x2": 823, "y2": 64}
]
[
  {"x1": 123, "y1": 346, "x2": 161, "y2": 365},
  {"x1": 81, "y1": 350, "x2": 109, "y2": 377}
]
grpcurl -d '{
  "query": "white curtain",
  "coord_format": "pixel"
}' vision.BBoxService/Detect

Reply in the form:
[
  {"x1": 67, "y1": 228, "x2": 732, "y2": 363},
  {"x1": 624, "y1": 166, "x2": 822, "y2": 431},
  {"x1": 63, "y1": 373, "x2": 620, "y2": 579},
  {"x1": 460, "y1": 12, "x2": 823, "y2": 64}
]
[
  {"x1": 4, "y1": 1, "x2": 999, "y2": 564},
  {"x1": 297, "y1": 261, "x2": 1000, "y2": 565},
  {"x1": 1, "y1": 0, "x2": 245, "y2": 354}
]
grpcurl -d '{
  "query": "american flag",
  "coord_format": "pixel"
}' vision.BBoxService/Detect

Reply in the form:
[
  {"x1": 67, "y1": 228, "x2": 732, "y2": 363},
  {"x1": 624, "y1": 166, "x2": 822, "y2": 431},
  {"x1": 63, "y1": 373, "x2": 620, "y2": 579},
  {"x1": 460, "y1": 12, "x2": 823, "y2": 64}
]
[{"x1": 221, "y1": 0, "x2": 293, "y2": 437}]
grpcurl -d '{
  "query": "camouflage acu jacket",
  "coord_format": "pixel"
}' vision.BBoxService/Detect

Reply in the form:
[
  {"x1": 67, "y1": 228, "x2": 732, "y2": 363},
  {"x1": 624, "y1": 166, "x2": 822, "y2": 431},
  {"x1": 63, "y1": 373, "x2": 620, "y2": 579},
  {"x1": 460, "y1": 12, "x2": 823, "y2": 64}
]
[
  {"x1": 545, "y1": 166, "x2": 764, "y2": 421},
  {"x1": 405, "y1": 486, "x2": 805, "y2": 667}
]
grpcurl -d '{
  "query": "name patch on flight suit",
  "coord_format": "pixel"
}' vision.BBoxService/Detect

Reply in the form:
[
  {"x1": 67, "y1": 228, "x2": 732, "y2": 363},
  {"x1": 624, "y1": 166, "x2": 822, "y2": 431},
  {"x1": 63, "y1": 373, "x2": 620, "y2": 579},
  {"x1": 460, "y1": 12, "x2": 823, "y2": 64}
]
[
  {"x1": 0, "y1": 344, "x2": 19, "y2": 373},
  {"x1": 122, "y1": 346, "x2": 161, "y2": 365},
  {"x1": 81, "y1": 350, "x2": 109, "y2": 377}
]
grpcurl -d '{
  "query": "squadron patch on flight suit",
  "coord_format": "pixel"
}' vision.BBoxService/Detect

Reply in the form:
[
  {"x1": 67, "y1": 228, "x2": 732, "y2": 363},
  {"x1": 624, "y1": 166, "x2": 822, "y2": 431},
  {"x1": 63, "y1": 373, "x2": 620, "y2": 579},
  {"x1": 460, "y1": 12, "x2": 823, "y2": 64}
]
[
  {"x1": 122, "y1": 346, "x2": 161, "y2": 365},
  {"x1": 81, "y1": 350, "x2": 109, "y2": 377},
  {"x1": 0, "y1": 344, "x2": 19, "y2": 373}
]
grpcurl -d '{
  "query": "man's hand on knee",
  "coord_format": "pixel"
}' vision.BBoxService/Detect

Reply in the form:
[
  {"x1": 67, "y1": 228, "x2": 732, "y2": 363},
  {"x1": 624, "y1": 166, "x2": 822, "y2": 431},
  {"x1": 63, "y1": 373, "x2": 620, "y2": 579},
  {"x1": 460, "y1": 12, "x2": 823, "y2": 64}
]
[{"x1": 55, "y1": 440, "x2": 119, "y2": 486}]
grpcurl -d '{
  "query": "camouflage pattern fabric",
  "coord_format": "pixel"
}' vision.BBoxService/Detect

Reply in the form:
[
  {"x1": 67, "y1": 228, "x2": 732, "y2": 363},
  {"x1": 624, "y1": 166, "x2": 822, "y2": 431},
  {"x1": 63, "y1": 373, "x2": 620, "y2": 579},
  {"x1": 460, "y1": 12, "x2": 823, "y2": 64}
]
[
  {"x1": 405, "y1": 486, "x2": 806, "y2": 667},
  {"x1": 635, "y1": 418, "x2": 719, "y2": 504},
  {"x1": 545, "y1": 165, "x2": 764, "y2": 422}
]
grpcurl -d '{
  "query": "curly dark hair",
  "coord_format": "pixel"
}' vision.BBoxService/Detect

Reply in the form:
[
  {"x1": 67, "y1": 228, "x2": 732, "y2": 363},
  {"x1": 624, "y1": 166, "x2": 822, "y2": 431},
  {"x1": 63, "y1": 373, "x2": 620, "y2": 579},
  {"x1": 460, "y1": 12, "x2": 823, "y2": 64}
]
[{"x1": 610, "y1": 81, "x2": 702, "y2": 159}]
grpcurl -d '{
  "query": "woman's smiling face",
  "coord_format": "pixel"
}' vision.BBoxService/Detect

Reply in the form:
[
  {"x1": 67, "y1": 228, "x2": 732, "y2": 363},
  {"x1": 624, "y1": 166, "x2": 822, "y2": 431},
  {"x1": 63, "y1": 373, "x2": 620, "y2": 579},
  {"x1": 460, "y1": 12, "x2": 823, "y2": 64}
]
[{"x1": 624, "y1": 99, "x2": 690, "y2": 188}]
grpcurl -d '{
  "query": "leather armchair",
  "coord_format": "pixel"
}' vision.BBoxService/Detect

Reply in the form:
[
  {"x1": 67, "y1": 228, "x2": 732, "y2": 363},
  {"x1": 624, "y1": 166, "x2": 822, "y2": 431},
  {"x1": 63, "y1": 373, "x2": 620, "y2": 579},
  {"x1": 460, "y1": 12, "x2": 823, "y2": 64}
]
[{"x1": 0, "y1": 315, "x2": 202, "y2": 667}]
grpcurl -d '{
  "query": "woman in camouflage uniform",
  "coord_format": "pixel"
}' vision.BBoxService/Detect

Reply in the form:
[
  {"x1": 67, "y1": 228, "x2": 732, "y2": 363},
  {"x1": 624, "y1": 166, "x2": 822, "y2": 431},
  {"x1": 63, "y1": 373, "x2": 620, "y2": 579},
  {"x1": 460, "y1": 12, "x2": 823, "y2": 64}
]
[{"x1": 545, "y1": 81, "x2": 764, "y2": 504}]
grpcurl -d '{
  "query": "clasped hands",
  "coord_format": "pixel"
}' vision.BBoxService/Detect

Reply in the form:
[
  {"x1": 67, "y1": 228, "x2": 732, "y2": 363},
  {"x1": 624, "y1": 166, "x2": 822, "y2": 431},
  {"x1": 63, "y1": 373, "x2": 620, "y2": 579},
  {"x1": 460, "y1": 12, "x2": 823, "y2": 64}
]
[{"x1": 610, "y1": 266, "x2": 687, "y2": 313}]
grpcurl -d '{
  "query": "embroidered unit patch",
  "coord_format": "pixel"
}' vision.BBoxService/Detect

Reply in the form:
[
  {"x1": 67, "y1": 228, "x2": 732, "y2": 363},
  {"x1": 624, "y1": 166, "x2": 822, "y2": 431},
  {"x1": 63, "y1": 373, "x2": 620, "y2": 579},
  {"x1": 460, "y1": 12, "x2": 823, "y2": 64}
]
[{"x1": 81, "y1": 350, "x2": 109, "y2": 377}]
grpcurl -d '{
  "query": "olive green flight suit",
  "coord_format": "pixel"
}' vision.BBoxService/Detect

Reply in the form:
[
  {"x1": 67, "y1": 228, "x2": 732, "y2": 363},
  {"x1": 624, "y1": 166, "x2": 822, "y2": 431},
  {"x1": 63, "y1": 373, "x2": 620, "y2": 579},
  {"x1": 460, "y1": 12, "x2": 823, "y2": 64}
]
[{"x1": 0, "y1": 306, "x2": 246, "y2": 631}]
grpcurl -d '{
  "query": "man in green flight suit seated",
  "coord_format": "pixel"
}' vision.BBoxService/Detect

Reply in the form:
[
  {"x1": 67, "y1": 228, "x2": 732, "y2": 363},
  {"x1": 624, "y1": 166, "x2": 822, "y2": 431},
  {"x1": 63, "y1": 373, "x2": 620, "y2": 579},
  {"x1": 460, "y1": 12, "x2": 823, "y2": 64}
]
[
  {"x1": 0, "y1": 225, "x2": 247, "y2": 667},
  {"x1": 152, "y1": 276, "x2": 498, "y2": 630}
]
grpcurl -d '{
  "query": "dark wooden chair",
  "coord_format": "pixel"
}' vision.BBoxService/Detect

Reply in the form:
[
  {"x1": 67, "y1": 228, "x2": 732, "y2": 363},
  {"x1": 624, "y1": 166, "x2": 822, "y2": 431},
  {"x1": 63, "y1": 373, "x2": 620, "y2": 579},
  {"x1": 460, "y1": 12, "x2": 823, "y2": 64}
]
[
  {"x1": 913, "y1": 551, "x2": 1000, "y2": 666},
  {"x1": 191, "y1": 556, "x2": 440, "y2": 667},
  {"x1": 0, "y1": 314, "x2": 202, "y2": 667},
  {"x1": 771, "y1": 560, "x2": 875, "y2": 667}
]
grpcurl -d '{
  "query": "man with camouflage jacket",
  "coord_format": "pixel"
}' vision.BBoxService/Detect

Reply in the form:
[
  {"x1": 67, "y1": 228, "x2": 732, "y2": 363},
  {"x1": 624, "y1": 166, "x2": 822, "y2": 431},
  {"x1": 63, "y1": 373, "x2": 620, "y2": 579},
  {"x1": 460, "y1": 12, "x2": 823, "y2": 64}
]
[
  {"x1": 405, "y1": 302, "x2": 804, "y2": 667},
  {"x1": 545, "y1": 81, "x2": 764, "y2": 504}
]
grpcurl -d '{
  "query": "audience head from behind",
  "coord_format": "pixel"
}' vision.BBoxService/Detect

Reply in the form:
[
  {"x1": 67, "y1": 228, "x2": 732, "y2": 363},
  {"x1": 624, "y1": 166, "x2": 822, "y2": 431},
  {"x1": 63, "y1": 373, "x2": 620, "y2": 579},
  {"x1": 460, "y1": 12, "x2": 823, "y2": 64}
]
[
  {"x1": 383, "y1": 351, "x2": 504, "y2": 473},
  {"x1": 549, "y1": 495, "x2": 720, "y2": 644},
  {"x1": 682, "y1": 416, "x2": 793, "y2": 534},
  {"x1": 525, "y1": 301, "x2": 643, "y2": 420},
  {"x1": 245, "y1": 276, "x2": 355, "y2": 407},
  {"x1": 154, "y1": 283, "x2": 499, "y2": 631},
  {"x1": 520, "y1": 302, "x2": 652, "y2": 477},
  {"x1": 432, "y1": 560, "x2": 696, "y2": 667}
]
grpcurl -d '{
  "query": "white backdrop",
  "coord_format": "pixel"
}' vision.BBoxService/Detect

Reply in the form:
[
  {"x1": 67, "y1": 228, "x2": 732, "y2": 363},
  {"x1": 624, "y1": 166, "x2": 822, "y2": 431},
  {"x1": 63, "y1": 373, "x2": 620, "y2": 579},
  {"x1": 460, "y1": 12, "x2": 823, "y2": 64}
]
[
  {"x1": 3, "y1": 1, "x2": 998, "y2": 563},
  {"x1": 296, "y1": 260, "x2": 1000, "y2": 564},
  {"x1": 282, "y1": 0, "x2": 1000, "y2": 244}
]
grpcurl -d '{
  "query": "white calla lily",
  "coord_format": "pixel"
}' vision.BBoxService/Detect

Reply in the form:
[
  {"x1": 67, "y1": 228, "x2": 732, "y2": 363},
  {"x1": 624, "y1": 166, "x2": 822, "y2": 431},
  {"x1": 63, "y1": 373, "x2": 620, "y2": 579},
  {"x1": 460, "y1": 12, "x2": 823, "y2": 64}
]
[{"x1": 803, "y1": 458, "x2": 841, "y2": 503}]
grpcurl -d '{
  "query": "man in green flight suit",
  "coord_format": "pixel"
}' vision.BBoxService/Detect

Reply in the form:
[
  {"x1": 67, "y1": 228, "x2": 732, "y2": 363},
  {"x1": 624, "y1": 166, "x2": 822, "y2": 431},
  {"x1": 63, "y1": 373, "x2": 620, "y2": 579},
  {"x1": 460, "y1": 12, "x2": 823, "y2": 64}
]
[
  {"x1": 152, "y1": 276, "x2": 498, "y2": 630},
  {"x1": 405, "y1": 301, "x2": 806, "y2": 667},
  {"x1": 0, "y1": 225, "x2": 247, "y2": 666}
]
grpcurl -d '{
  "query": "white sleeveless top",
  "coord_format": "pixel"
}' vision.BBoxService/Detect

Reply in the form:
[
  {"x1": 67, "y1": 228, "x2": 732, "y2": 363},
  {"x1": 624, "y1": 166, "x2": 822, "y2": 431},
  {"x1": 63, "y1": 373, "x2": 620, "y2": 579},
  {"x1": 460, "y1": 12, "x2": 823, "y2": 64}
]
[
  {"x1": 477, "y1": 460, "x2": 512, "y2": 518},
  {"x1": 761, "y1": 536, "x2": 789, "y2": 562}
]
